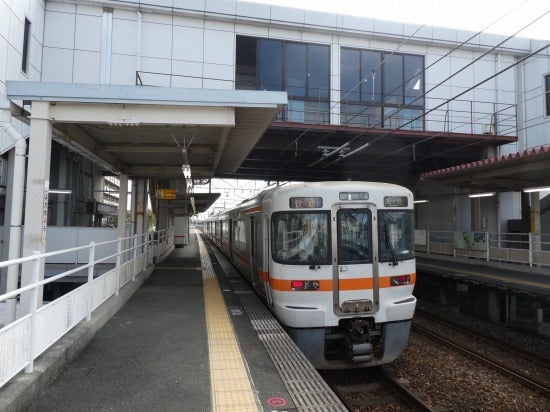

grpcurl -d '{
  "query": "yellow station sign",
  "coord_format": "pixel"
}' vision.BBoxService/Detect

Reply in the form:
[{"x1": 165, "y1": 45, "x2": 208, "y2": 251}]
[{"x1": 155, "y1": 189, "x2": 177, "y2": 200}]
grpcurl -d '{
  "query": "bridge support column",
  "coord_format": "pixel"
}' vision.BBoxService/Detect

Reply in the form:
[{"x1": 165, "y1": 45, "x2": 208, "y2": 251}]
[
  {"x1": 487, "y1": 289, "x2": 500, "y2": 322},
  {"x1": 506, "y1": 294, "x2": 517, "y2": 323},
  {"x1": 20, "y1": 101, "x2": 53, "y2": 314}
]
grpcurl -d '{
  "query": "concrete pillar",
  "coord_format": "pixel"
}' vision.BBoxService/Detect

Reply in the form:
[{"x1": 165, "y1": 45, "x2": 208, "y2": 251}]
[
  {"x1": 117, "y1": 174, "x2": 128, "y2": 239},
  {"x1": 135, "y1": 179, "x2": 145, "y2": 237},
  {"x1": 534, "y1": 302, "x2": 543, "y2": 324},
  {"x1": 507, "y1": 295, "x2": 517, "y2": 323},
  {"x1": 487, "y1": 289, "x2": 500, "y2": 322},
  {"x1": 438, "y1": 281, "x2": 448, "y2": 306},
  {"x1": 20, "y1": 101, "x2": 53, "y2": 314},
  {"x1": 471, "y1": 198, "x2": 481, "y2": 231},
  {"x1": 530, "y1": 192, "x2": 541, "y2": 253}
]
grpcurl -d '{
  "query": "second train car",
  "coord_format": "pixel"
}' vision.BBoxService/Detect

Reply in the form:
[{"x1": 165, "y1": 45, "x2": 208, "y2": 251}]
[{"x1": 203, "y1": 181, "x2": 416, "y2": 369}]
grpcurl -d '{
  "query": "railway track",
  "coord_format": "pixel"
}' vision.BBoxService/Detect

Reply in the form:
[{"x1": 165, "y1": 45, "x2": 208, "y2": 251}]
[
  {"x1": 322, "y1": 367, "x2": 434, "y2": 411},
  {"x1": 412, "y1": 314, "x2": 550, "y2": 398}
]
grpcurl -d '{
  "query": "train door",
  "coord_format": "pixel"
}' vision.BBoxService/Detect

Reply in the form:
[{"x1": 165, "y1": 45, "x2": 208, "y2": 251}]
[
  {"x1": 250, "y1": 217, "x2": 258, "y2": 287},
  {"x1": 263, "y1": 215, "x2": 273, "y2": 306},
  {"x1": 332, "y1": 205, "x2": 379, "y2": 315},
  {"x1": 249, "y1": 215, "x2": 262, "y2": 296}
]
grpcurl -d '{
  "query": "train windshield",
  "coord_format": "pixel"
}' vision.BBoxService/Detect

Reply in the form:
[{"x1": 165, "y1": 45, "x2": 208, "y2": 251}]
[
  {"x1": 378, "y1": 210, "x2": 414, "y2": 264},
  {"x1": 337, "y1": 209, "x2": 371, "y2": 264},
  {"x1": 272, "y1": 211, "x2": 330, "y2": 265}
]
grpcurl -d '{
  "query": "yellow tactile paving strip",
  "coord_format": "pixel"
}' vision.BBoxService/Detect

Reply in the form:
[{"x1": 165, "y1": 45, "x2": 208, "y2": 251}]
[{"x1": 197, "y1": 235, "x2": 259, "y2": 412}]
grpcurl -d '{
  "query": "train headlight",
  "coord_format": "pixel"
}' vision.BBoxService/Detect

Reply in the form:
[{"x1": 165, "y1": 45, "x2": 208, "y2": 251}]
[
  {"x1": 390, "y1": 275, "x2": 410, "y2": 286},
  {"x1": 291, "y1": 280, "x2": 320, "y2": 291}
]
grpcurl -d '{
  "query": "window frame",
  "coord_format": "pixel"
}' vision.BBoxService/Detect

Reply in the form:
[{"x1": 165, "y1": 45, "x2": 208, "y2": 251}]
[
  {"x1": 21, "y1": 17, "x2": 31, "y2": 74},
  {"x1": 545, "y1": 73, "x2": 550, "y2": 117}
]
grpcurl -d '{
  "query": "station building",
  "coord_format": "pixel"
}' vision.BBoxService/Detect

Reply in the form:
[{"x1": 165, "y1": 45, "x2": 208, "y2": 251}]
[{"x1": 1, "y1": 0, "x2": 550, "y2": 292}]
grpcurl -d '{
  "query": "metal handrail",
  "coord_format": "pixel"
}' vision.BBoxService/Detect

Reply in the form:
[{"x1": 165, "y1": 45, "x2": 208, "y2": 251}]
[
  {"x1": 415, "y1": 229, "x2": 550, "y2": 268},
  {"x1": 0, "y1": 228, "x2": 174, "y2": 388}
]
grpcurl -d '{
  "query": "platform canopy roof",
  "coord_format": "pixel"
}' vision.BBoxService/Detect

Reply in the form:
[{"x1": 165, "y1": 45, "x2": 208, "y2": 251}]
[{"x1": 7, "y1": 80, "x2": 530, "y2": 199}]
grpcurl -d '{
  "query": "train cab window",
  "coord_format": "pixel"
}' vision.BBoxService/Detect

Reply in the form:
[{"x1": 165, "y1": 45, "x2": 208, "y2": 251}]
[
  {"x1": 378, "y1": 211, "x2": 414, "y2": 264},
  {"x1": 272, "y1": 212, "x2": 330, "y2": 265},
  {"x1": 337, "y1": 209, "x2": 371, "y2": 264}
]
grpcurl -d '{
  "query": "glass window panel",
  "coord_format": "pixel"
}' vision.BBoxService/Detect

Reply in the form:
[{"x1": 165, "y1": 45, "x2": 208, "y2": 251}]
[
  {"x1": 286, "y1": 43, "x2": 307, "y2": 97},
  {"x1": 383, "y1": 54, "x2": 403, "y2": 105},
  {"x1": 545, "y1": 74, "x2": 550, "y2": 116},
  {"x1": 341, "y1": 49, "x2": 360, "y2": 102},
  {"x1": 307, "y1": 44, "x2": 330, "y2": 100},
  {"x1": 361, "y1": 51, "x2": 382, "y2": 103},
  {"x1": 258, "y1": 39, "x2": 283, "y2": 91},
  {"x1": 378, "y1": 211, "x2": 414, "y2": 263},
  {"x1": 337, "y1": 209, "x2": 371, "y2": 264},
  {"x1": 272, "y1": 212, "x2": 330, "y2": 265},
  {"x1": 399, "y1": 109, "x2": 424, "y2": 130},
  {"x1": 341, "y1": 104, "x2": 381, "y2": 127},
  {"x1": 303, "y1": 101, "x2": 330, "y2": 124},
  {"x1": 404, "y1": 55, "x2": 424, "y2": 105}
]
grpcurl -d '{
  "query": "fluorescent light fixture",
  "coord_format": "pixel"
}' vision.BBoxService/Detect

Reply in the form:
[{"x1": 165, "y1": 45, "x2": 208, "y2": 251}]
[
  {"x1": 48, "y1": 189, "x2": 72, "y2": 194},
  {"x1": 468, "y1": 192, "x2": 495, "y2": 198},
  {"x1": 523, "y1": 186, "x2": 550, "y2": 193},
  {"x1": 413, "y1": 199, "x2": 429, "y2": 204},
  {"x1": 181, "y1": 164, "x2": 191, "y2": 179}
]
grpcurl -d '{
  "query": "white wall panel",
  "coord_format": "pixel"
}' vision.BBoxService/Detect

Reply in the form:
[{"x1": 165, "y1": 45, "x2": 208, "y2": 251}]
[
  {"x1": 174, "y1": 0, "x2": 205, "y2": 12},
  {"x1": 0, "y1": 1, "x2": 11, "y2": 40},
  {"x1": 75, "y1": 14, "x2": 102, "y2": 52},
  {"x1": 73, "y1": 50, "x2": 100, "y2": 83},
  {"x1": 141, "y1": 21, "x2": 172, "y2": 59},
  {"x1": 205, "y1": 0, "x2": 236, "y2": 15},
  {"x1": 141, "y1": 11, "x2": 172, "y2": 25},
  {"x1": 30, "y1": 1, "x2": 45, "y2": 44},
  {"x1": 5, "y1": 44, "x2": 23, "y2": 80},
  {"x1": 301, "y1": 31, "x2": 331, "y2": 45},
  {"x1": 112, "y1": 18, "x2": 138, "y2": 55},
  {"x1": 236, "y1": 1, "x2": 270, "y2": 20},
  {"x1": 172, "y1": 26, "x2": 203, "y2": 62},
  {"x1": 450, "y1": 57, "x2": 473, "y2": 87},
  {"x1": 171, "y1": 59, "x2": 203, "y2": 79},
  {"x1": 110, "y1": 54, "x2": 137, "y2": 85},
  {"x1": 0, "y1": 41, "x2": 7, "y2": 84},
  {"x1": 235, "y1": 23, "x2": 268, "y2": 38},
  {"x1": 267, "y1": 27, "x2": 300, "y2": 41},
  {"x1": 7, "y1": 5, "x2": 23, "y2": 47},
  {"x1": 305, "y1": 10, "x2": 337, "y2": 29},
  {"x1": 76, "y1": 4, "x2": 103, "y2": 17},
  {"x1": 203, "y1": 29, "x2": 233, "y2": 65},
  {"x1": 41, "y1": 47, "x2": 73, "y2": 82},
  {"x1": 173, "y1": 15, "x2": 204, "y2": 29},
  {"x1": 203, "y1": 63, "x2": 233, "y2": 84},
  {"x1": 43, "y1": 11, "x2": 75, "y2": 49},
  {"x1": 341, "y1": 15, "x2": 373, "y2": 33},
  {"x1": 113, "y1": 8, "x2": 136, "y2": 21},
  {"x1": 29, "y1": 36, "x2": 43, "y2": 76},
  {"x1": 45, "y1": 1, "x2": 75, "y2": 13}
]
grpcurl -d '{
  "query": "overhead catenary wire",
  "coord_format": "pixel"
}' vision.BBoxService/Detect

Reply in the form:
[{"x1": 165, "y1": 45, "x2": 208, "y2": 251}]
[
  {"x1": 320, "y1": 10, "x2": 550, "y2": 169},
  {"x1": 276, "y1": 2, "x2": 549, "y2": 173}
]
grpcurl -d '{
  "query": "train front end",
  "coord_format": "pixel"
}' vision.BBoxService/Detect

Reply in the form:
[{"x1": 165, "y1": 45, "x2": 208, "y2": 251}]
[{"x1": 268, "y1": 182, "x2": 416, "y2": 369}]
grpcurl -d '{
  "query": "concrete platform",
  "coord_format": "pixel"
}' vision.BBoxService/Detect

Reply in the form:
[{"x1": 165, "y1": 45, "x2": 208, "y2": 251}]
[{"x1": 3, "y1": 230, "x2": 343, "y2": 411}]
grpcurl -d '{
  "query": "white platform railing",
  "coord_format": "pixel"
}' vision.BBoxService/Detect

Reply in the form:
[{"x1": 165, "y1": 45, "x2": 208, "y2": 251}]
[
  {"x1": 0, "y1": 229, "x2": 173, "y2": 389},
  {"x1": 415, "y1": 229, "x2": 550, "y2": 268}
]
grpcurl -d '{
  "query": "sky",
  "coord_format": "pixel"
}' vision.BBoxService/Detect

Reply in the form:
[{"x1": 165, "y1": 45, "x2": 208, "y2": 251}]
[{"x1": 251, "y1": 0, "x2": 550, "y2": 40}]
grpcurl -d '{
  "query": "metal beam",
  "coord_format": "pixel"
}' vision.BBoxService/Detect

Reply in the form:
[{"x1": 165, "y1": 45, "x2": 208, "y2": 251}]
[{"x1": 49, "y1": 103, "x2": 235, "y2": 126}]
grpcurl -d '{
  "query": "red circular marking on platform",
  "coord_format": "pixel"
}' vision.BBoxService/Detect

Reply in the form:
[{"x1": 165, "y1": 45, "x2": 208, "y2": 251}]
[{"x1": 267, "y1": 397, "x2": 287, "y2": 407}]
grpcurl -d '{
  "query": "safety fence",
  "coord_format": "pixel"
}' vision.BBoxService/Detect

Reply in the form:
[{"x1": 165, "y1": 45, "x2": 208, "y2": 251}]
[
  {"x1": 415, "y1": 229, "x2": 550, "y2": 267},
  {"x1": 0, "y1": 229, "x2": 173, "y2": 389}
]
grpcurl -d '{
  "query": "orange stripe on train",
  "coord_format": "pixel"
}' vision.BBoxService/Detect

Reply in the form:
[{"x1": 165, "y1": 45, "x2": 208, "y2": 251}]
[{"x1": 269, "y1": 273, "x2": 416, "y2": 291}]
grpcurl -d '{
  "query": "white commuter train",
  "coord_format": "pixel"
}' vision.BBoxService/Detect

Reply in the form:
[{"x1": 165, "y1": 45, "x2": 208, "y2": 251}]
[{"x1": 202, "y1": 181, "x2": 416, "y2": 369}]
